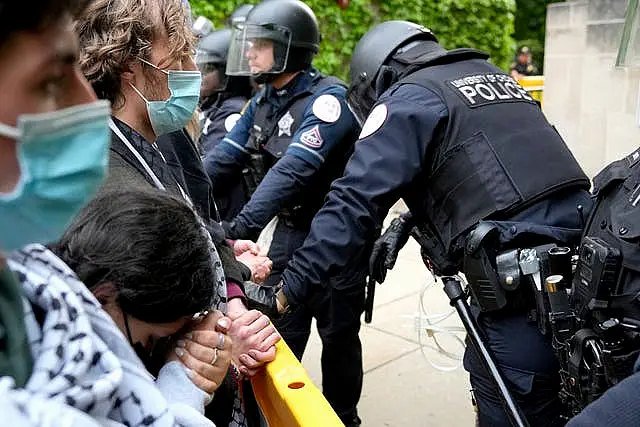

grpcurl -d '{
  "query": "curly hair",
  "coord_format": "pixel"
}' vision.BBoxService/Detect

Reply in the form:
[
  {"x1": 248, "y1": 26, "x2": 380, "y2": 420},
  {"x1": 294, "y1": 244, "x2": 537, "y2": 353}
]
[{"x1": 76, "y1": 0, "x2": 194, "y2": 109}]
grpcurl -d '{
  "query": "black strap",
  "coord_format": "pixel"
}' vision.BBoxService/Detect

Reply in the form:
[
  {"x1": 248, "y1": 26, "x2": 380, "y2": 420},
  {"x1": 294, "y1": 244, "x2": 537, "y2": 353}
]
[
  {"x1": 496, "y1": 249, "x2": 521, "y2": 291},
  {"x1": 463, "y1": 223, "x2": 508, "y2": 312},
  {"x1": 592, "y1": 158, "x2": 634, "y2": 196},
  {"x1": 568, "y1": 329, "x2": 600, "y2": 381}
]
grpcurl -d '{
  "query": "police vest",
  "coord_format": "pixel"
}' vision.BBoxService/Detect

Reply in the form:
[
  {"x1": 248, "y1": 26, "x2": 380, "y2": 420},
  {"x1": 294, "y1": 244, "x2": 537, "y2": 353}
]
[
  {"x1": 581, "y1": 149, "x2": 640, "y2": 321},
  {"x1": 401, "y1": 53, "x2": 589, "y2": 265},
  {"x1": 245, "y1": 73, "x2": 357, "y2": 228}
]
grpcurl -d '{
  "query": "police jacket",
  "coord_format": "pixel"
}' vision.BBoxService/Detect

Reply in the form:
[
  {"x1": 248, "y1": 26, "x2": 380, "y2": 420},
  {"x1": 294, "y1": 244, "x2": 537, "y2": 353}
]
[
  {"x1": 198, "y1": 95, "x2": 250, "y2": 220},
  {"x1": 199, "y1": 95, "x2": 248, "y2": 155},
  {"x1": 281, "y1": 50, "x2": 592, "y2": 305},
  {"x1": 203, "y1": 67, "x2": 360, "y2": 240}
]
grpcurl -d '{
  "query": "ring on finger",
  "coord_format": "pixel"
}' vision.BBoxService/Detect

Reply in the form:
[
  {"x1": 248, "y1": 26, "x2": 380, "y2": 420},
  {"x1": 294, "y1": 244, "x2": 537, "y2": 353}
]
[
  {"x1": 210, "y1": 348, "x2": 219, "y2": 366},
  {"x1": 217, "y1": 332, "x2": 225, "y2": 350}
]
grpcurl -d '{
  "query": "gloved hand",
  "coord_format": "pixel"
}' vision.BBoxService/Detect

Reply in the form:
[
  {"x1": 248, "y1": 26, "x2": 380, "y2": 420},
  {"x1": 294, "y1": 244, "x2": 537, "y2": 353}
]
[
  {"x1": 369, "y1": 216, "x2": 412, "y2": 283},
  {"x1": 243, "y1": 281, "x2": 281, "y2": 319},
  {"x1": 221, "y1": 220, "x2": 236, "y2": 239}
]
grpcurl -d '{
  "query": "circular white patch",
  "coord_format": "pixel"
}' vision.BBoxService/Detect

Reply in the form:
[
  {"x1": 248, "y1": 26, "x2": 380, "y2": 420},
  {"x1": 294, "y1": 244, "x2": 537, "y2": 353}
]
[
  {"x1": 312, "y1": 94, "x2": 342, "y2": 123},
  {"x1": 358, "y1": 104, "x2": 388, "y2": 139},
  {"x1": 224, "y1": 113, "x2": 242, "y2": 132}
]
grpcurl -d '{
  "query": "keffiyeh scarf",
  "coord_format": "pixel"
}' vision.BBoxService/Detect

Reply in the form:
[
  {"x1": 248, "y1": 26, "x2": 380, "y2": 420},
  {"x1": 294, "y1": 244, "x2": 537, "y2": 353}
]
[{"x1": 4, "y1": 244, "x2": 214, "y2": 427}]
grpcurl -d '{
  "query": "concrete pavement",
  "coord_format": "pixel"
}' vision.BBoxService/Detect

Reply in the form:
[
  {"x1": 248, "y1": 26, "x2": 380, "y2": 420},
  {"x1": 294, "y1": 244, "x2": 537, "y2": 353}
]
[{"x1": 300, "y1": 215, "x2": 476, "y2": 426}]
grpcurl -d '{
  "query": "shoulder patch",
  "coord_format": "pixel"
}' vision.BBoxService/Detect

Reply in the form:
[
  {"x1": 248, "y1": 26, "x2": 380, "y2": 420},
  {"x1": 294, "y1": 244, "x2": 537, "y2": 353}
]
[
  {"x1": 359, "y1": 104, "x2": 388, "y2": 139},
  {"x1": 224, "y1": 113, "x2": 242, "y2": 132},
  {"x1": 312, "y1": 94, "x2": 342, "y2": 123},
  {"x1": 299, "y1": 125, "x2": 324, "y2": 148}
]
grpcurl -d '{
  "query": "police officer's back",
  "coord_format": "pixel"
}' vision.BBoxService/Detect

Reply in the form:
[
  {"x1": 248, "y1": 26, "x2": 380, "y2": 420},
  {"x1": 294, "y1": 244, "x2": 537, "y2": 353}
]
[
  {"x1": 274, "y1": 21, "x2": 593, "y2": 427},
  {"x1": 202, "y1": 1, "x2": 363, "y2": 424}
]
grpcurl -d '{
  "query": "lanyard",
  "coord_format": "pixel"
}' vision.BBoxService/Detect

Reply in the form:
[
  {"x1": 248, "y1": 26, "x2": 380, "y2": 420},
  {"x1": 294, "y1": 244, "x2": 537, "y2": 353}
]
[{"x1": 109, "y1": 119, "x2": 190, "y2": 202}]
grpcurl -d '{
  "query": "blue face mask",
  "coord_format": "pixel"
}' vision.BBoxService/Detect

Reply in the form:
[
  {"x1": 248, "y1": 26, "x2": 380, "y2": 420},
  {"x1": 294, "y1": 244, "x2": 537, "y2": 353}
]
[
  {"x1": 131, "y1": 58, "x2": 202, "y2": 137},
  {"x1": 0, "y1": 100, "x2": 112, "y2": 251}
]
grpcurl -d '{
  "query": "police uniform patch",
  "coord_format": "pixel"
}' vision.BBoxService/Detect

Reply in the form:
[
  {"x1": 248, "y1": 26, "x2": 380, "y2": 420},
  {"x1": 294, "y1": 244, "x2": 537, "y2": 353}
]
[
  {"x1": 224, "y1": 113, "x2": 242, "y2": 132},
  {"x1": 447, "y1": 73, "x2": 535, "y2": 108},
  {"x1": 278, "y1": 111, "x2": 294, "y2": 136},
  {"x1": 312, "y1": 94, "x2": 342, "y2": 123},
  {"x1": 300, "y1": 125, "x2": 323, "y2": 148},
  {"x1": 359, "y1": 104, "x2": 387, "y2": 139}
]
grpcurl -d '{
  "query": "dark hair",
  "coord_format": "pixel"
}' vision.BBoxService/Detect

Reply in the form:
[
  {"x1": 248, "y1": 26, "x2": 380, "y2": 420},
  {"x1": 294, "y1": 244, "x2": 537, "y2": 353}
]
[
  {"x1": 54, "y1": 190, "x2": 217, "y2": 323},
  {"x1": 0, "y1": 0, "x2": 90, "y2": 46}
]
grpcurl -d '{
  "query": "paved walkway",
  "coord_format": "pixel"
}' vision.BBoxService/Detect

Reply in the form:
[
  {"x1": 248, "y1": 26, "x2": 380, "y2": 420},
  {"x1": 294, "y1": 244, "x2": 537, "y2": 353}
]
[{"x1": 301, "y1": 212, "x2": 476, "y2": 426}]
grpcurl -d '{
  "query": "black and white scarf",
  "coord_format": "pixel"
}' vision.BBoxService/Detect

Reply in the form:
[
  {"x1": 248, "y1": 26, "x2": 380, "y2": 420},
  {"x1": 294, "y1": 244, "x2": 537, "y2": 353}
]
[{"x1": 3, "y1": 244, "x2": 216, "y2": 427}]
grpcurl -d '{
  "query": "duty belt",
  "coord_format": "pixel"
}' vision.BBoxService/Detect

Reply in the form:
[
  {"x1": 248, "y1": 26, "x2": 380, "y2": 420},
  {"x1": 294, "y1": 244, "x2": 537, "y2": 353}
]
[{"x1": 463, "y1": 222, "x2": 574, "y2": 335}]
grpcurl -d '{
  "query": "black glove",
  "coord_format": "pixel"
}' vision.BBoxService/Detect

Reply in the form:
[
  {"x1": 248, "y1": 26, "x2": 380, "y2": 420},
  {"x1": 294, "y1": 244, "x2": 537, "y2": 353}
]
[
  {"x1": 221, "y1": 220, "x2": 236, "y2": 238},
  {"x1": 369, "y1": 216, "x2": 412, "y2": 283},
  {"x1": 243, "y1": 281, "x2": 281, "y2": 319}
]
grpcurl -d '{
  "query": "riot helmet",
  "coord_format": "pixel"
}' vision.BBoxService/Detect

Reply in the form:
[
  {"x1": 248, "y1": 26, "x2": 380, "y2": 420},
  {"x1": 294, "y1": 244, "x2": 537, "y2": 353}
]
[
  {"x1": 347, "y1": 20, "x2": 438, "y2": 125},
  {"x1": 196, "y1": 28, "x2": 253, "y2": 100},
  {"x1": 197, "y1": 28, "x2": 232, "y2": 71},
  {"x1": 227, "y1": 4, "x2": 254, "y2": 27},
  {"x1": 226, "y1": 0, "x2": 321, "y2": 83}
]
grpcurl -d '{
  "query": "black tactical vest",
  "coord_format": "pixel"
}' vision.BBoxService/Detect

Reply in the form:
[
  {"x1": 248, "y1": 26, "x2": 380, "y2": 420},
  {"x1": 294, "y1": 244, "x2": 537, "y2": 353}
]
[
  {"x1": 244, "y1": 72, "x2": 357, "y2": 228},
  {"x1": 581, "y1": 149, "x2": 640, "y2": 321},
  {"x1": 400, "y1": 53, "x2": 589, "y2": 267}
]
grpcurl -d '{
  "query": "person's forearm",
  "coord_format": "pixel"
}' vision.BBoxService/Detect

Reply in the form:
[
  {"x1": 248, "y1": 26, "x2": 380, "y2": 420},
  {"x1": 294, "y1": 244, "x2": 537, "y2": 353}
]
[
  {"x1": 226, "y1": 281, "x2": 246, "y2": 306},
  {"x1": 227, "y1": 296, "x2": 248, "y2": 319}
]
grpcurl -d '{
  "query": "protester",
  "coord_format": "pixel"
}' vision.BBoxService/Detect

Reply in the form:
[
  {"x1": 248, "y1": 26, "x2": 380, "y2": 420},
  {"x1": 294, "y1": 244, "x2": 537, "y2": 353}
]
[{"x1": 0, "y1": 1, "x2": 227, "y2": 425}]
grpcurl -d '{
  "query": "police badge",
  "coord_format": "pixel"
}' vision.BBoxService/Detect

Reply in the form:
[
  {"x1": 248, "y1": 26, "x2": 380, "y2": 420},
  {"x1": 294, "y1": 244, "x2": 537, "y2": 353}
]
[{"x1": 278, "y1": 111, "x2": 295, "y2": 136}]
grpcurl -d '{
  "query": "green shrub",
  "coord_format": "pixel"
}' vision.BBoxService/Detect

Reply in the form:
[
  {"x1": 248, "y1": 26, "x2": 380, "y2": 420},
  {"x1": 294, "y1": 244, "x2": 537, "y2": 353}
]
[{"x1": 190, "y1": 0, "x2": 516, "y2": 82}]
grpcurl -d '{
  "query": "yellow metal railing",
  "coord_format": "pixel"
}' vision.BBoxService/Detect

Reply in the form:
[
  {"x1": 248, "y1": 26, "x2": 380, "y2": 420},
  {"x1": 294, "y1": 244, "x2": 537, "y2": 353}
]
[
  {"x1": 251, "y1": 338, "x2": 344, "y2": 427},
  {"x1": 518, "y1": 75, "x2": 544, "y2": 107}
]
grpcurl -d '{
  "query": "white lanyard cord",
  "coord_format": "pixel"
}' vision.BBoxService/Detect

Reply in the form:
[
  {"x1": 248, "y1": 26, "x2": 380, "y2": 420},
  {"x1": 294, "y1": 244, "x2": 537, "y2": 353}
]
[{"x1": 109, "y1": 119, "x2": 191, "y2": 203}]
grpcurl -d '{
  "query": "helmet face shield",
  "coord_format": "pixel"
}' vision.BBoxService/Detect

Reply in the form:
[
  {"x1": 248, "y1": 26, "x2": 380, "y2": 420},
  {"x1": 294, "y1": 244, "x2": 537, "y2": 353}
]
[
  {"x1": 226, "y1": 24, "x2": 292, "y2": 76},
  {"x1": 195, "y1": 48, "x2": 224, "y2": 66}
]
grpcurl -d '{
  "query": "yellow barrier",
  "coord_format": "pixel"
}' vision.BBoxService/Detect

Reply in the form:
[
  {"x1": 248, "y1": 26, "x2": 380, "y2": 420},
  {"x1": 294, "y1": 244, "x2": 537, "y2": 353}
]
[
  {"x1": 251, "y1": 338, "x2": 345, "y2": 427},
  {"x1": 518, "y1": 75, "x2": 544, "y2": 107}
]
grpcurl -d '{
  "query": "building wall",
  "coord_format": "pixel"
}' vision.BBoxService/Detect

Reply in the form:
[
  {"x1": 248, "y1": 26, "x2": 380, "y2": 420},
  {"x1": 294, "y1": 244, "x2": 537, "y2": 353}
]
[{"x1": 544, "y1": 0, "x2": 640, "y2": 178}]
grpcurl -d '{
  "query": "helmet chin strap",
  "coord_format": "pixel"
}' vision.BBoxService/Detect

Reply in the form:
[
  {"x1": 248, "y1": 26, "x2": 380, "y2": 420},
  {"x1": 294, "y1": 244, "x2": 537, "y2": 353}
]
[{"x1": 374, "y1": 65, "x2": 400, "y2": 99}]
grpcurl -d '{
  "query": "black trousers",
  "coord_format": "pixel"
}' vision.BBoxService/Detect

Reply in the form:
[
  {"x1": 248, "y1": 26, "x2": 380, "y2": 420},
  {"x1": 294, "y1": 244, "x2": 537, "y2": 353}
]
[
  {"x1": 267, "y1": 221, "x2": 365, "y2": 424},
  {"x1": 463, "y1": 311, "x2": 566, "y2": 427}
]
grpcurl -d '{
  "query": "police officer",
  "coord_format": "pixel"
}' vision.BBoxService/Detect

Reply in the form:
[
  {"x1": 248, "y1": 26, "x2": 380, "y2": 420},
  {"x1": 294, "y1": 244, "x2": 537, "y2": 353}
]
[
  {"x1": 510, "y1": 46, "x2": 538, "y2": 80},
  {"x1": 196, "y1": 28, "x2": 254, "y2": 219},
  {"x1": 272, "y1": 21, "x2": 593, "y2": 427},
  {"x1": 559, "y1": 147, "x2": 640, "y2": 427},
  {"x1": 203, "y1": 1, "x2": 363, "y2": 425}
]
